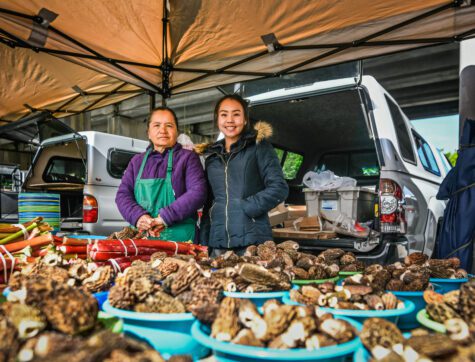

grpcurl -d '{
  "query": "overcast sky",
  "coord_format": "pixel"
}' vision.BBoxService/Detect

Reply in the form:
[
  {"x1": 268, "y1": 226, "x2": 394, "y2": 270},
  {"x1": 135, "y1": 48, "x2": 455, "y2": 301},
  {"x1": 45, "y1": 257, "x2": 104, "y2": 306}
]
[{"x1": 411, "y1": 114, "x2": 459, "y2": 153}]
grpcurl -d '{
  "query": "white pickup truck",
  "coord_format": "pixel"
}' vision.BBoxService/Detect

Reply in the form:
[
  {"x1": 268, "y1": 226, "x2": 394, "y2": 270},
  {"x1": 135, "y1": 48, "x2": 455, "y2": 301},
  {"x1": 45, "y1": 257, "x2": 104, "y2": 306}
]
[
  {"x1": 248, "y1": 75, "x2": 450, "y2": 264},
  {"x1": 23, "y1": 131, "x2": 148, "y2": 235}
]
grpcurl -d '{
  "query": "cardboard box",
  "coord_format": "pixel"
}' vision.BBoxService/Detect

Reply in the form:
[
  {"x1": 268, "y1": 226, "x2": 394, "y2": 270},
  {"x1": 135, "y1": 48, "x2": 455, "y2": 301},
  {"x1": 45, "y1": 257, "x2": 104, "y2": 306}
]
[
  {"x1": 268, "y1": 203, "x2": 289, "y2": 226},
  {"x1": 272, "y1": 227, "x2": 337, "y2": 240},
  {"x1": 287, "y1": 205, "x2": 307, "y2": 219}
]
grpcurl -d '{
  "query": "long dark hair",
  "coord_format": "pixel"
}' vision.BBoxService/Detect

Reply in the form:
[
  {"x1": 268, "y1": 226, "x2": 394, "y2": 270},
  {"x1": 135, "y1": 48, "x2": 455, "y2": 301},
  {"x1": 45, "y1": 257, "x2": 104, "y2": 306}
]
[{"x1": 213, "y1": 94, "x2": 251, "y2": 133}]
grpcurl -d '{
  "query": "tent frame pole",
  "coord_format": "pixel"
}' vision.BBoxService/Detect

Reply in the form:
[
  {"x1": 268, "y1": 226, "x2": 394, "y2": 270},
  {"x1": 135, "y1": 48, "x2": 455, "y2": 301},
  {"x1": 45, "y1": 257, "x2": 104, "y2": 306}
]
[{"x1": 0, "y1": 7, "x2": 163, "y2": 94}]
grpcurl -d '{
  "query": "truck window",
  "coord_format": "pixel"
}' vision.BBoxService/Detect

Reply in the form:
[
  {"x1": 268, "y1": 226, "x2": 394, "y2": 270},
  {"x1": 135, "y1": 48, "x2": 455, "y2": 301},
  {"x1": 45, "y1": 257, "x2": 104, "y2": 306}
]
[
  {"x1": 274, "y1": 147, "x2": 303, "y2": 180},
  {"x1": 319, "y1": 151, "x2": 379, "y2": 178},
  {"x1": 43, "y1": 157, "x2": 86, "y2": 183},
  {"x1": 108, "y1": 149, "x2": 139, "y2": 179},
  {"x1": 412, "y1": 132, "x2": 441, "y2": 176},
  {"x1": 385, "y1": 94, "x2": 416, "y2": 164}
]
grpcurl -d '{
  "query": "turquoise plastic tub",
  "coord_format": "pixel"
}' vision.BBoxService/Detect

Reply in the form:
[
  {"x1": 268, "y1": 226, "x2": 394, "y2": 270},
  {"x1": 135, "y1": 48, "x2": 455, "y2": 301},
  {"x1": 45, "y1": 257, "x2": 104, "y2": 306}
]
[
  {"x1": 223, "y1": 291, "x2": 288, "y2": 307},
  {"x1": 191, "y1": 316, "x2": 362, "y2": 362},
  {"x1": 282, "y1": 294, "x2": 415, "y2": 327},
  {"x1": 102, "y1": 300, "x2": 209, "y2": 360},
  {"x1": 429, "y1": 276, "x2": 472, "y2": 293},
  {"x1": 390, "y1": 283, "x2": 441, "y2": 330}
]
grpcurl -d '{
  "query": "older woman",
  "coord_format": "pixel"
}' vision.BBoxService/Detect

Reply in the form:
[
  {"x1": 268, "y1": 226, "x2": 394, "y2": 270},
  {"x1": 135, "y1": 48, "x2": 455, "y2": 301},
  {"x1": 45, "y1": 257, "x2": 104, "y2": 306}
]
[
  {"x1": 116, "y1": 107, "x2": 206, "y2": 241},
  {"x1": 200, "y1": 95, "x2": 288, "y2": 255}
]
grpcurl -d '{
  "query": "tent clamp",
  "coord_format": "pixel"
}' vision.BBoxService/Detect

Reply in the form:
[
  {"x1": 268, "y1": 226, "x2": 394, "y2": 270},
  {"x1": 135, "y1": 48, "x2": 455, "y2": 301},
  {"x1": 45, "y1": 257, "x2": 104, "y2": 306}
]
[{"x1": 261, "y1": 33, "x2": 283, "y2": 53}]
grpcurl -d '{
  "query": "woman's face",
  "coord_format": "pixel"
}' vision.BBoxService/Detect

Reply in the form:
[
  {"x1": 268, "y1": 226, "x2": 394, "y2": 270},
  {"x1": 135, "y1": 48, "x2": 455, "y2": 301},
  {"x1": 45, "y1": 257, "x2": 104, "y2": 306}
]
[
  {"x1": 147, "y1": 110, "x2": 178, "y2": 150},
  {"x1": 217, "y1": 98, "x2": 246, "y2": 143}
]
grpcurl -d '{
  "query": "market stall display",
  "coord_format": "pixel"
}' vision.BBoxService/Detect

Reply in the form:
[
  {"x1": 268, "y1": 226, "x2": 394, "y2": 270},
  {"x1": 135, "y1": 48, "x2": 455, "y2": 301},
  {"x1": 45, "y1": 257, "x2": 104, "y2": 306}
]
[
  {"x1": 285, "y1": 283, "x2": 415, "y2": 325},
  {"x1": 417, "y1": 280, "x2": 475, "y2": 333},
  {"x1": 104, "y1": 257, "x2": 218, "y2": 358},
  {"x1": 191, "y1": 296, "x2": 361, "y2": 362},
  {"x1": 1, "y1": 271, "x2": 174, "y2": 362},
  {"x1": 356, "y1": 317, "x2": 474, "y2": 361}
]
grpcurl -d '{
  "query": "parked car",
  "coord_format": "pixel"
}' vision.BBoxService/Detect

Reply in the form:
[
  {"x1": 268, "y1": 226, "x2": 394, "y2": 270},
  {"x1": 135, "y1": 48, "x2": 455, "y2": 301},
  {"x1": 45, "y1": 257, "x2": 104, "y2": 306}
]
[
  {"x1": 247, "y1": 75, "x2": 449, "y2": 264},
  {"x1": 23, "y1": 131, "x2": 148, "y2": 235}
]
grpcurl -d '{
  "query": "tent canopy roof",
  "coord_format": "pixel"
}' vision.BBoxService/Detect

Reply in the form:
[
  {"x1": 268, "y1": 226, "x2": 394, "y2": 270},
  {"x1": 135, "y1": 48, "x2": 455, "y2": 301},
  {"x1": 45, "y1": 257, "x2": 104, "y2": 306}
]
[{"x1": 0, "y1": 0, "x2": 474, "y2": 123}]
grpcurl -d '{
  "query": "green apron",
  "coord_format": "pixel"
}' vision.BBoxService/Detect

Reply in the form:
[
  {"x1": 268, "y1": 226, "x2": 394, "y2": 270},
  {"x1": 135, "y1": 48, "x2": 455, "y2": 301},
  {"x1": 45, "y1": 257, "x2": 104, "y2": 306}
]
[{"x1": 134, "y1": 148, "x2": 196, "y2": 242}]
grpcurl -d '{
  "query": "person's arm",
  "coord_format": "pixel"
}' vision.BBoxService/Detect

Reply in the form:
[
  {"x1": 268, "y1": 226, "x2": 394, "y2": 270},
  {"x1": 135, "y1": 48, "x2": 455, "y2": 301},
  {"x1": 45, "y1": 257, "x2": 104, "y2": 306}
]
[
  {"x1": 241, "y1": 140, "x2": 289, "y2": 218},
  {"x1": 160, "y1": 152, "x2": 207, "y2": 226},
  {"x1": 199, "y1": 176, "x2": 214, "y2": 245},
  {"x1": 115, "y1": 155, "x2": 149, "y2": 227}
]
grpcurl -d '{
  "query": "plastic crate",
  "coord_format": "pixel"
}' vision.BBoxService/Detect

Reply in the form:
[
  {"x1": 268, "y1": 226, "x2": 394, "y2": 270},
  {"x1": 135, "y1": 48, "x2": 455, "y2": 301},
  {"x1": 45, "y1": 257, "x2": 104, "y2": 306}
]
[{"x1": 303, "y1": 187, "x2": 376, "y2": 222}]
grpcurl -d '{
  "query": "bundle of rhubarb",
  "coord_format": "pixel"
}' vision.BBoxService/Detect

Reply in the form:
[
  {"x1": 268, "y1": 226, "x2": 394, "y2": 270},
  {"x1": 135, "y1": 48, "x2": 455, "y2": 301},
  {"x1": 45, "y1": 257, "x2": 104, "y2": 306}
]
[
  {"x1": 87, "y1": 238, "x2": 207, "y2": 270},
  {"x1": 0, "y1": 217, "x2": 52, "y2": 244},
  {"x1": 0, "y1": 218, "x2": 55, "y2": 284}
]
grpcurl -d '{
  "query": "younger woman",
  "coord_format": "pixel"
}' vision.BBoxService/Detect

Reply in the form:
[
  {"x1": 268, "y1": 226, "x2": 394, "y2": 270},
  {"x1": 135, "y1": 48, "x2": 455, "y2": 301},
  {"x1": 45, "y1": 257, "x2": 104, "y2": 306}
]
[{"x1": 200, "y1": 95, "x2": 288, "y2": 255}]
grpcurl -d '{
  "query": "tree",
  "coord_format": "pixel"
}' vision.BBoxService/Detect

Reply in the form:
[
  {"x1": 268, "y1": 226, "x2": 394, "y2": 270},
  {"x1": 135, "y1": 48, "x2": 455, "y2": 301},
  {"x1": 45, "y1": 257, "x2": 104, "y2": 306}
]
[{"x1": 444, "y1": 151, "x2": 458, "y2": 167}]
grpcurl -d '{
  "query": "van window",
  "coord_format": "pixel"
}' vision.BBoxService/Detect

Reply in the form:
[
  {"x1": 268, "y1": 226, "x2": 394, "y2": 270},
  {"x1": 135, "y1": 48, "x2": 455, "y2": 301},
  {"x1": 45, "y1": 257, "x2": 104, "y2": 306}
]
[
  {"x1": 412, "y1": 132, "x2": 441, "y2": 176},
  {"x1": 274, "y1": 147, "x2": 303, "y2": 180},
  {"x1": 108, "y1": 149, "x2": 139, "y2": 179},
  {"x1": 43, "y1": 157, "x2": 86, "y2": 183},
  {"x1": 385, "y1": 95, "x2": 416, "y2": 164}
]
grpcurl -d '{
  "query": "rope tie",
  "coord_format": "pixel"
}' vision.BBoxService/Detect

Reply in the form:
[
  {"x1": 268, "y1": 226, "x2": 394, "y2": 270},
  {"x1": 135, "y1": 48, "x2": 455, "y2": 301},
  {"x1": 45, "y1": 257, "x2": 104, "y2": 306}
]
[
  {"x1": 109, "y1": 258, "x2": 122, "y2": 273},
  {"x1": 128, "y1": 239, "x2": 138, "y2": 256},
  {"x1": 117, "y1": 239, "x2": 128, "y2": 257},
  {"x1": 13, "y1": 224, "x2": 29, "y2": 239},
  {"x1": 171, "y1": 241, "x2": 178, "y2": 255},
  {"x1": 0, "y1": 245, "x2": 15, "y2": 282}
]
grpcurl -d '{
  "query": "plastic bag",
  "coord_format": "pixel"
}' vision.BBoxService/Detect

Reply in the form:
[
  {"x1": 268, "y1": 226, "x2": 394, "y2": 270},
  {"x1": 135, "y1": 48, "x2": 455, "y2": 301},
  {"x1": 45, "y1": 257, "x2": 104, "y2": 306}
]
[
  {"x1": 177, "y1": 134, "x2": 195, "y2": 150},
  {"x1": 302, "y1": 170, "x2": 357, "y2": 191}
]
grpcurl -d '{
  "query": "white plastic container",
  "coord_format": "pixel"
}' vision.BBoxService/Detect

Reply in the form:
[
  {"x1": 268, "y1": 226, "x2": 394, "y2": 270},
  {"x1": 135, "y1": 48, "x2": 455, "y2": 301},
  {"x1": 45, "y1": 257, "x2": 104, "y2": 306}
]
[{"x1": 303, "y1": 187, "x2": 376, "y2": 222}]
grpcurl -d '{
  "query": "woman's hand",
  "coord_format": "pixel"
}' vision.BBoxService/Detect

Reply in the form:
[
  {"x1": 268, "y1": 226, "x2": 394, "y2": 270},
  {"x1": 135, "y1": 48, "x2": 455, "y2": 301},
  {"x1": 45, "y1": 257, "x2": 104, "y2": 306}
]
[
  {"x1": 136, "y1": 214, "x2": 154, "y2": 231},
  {"x1": 149, "y1": 216, "x2": 165, "y2": 237}
]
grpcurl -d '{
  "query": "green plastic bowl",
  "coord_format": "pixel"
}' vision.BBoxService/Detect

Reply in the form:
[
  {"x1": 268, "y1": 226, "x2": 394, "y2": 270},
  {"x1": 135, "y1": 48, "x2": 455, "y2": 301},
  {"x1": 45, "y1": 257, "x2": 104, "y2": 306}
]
[
  {"x1": 338, "y1": 271, "x2": 363, "y2": 277},
  {"x1": 98, "y1": 311, "x2": 123, "y2": 333},
  {"x1": 416, "y1": 309, "x2": 446, "y2": 333},
  {"x1": 292, "y1": 276, "x2": 340, "y2": 286}
]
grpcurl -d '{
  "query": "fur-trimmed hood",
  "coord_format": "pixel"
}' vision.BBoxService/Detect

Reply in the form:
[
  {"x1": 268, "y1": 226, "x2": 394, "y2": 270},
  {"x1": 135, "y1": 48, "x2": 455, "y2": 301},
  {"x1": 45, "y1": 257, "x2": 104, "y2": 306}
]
[{"x1": 194, "y1": 121, "x2": 272, "y2": 155}]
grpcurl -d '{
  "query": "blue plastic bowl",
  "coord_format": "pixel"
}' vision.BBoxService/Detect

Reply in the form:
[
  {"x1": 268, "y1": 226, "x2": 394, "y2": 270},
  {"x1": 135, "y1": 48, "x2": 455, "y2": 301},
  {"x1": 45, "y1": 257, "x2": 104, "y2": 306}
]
[
  {"x1": 390, "y1": 283, "x2": 441, "y2": 330},
  {"x1": 429, "y1": 275, "x2": 472, "y2": 293},
  {"x1": 102, "y1": 300, "x2": 209, "y2": 360},
  {"x1": 94, "y1": 291, "x2": 109, "y2": 310},
  {"x1": 223, "y1": 291, "x2": 288, "y2": 307},
  {"x1": 192, "y1": 316, "x2": 362, "y2": 362},
  {"x1": 66, "y1": 234, "x2": 107, "y2": 239},
  {"x1": 282, "y1": 294, "x2": 415, "y2": 326},
  {"x1": 5, "y1": 287, "x2": 110, "y2": 312},
  {"x1": 353, "y1": 333, "x2": 411, "y2": 362}
]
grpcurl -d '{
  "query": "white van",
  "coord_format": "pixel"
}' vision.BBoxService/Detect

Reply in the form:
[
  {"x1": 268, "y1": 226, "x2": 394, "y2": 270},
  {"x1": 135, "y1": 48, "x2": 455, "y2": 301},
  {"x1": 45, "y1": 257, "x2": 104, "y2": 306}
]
[
  {"x1": 248, "y1": 75, "x2": 449, "y2": 264},
  {"x1": 23, "y1": 131, "x2": 148, "y2": 235}
]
